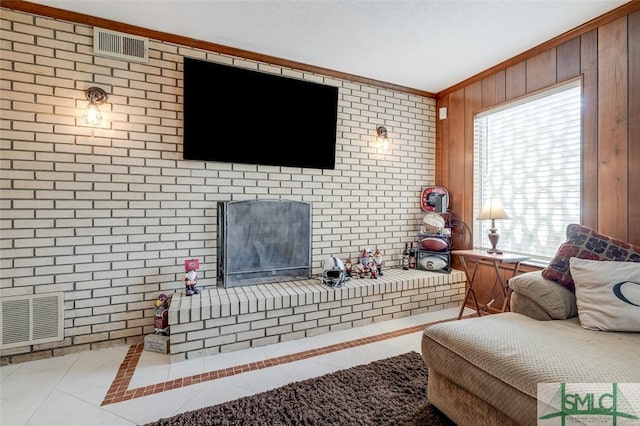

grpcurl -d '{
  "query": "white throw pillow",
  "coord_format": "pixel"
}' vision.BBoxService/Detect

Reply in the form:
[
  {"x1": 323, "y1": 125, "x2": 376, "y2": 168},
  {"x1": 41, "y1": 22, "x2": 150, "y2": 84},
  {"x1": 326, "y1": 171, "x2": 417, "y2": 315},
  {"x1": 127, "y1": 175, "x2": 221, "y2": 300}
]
[{"x1": 569, "y1": 258, "x2": 640, "y2": 332}]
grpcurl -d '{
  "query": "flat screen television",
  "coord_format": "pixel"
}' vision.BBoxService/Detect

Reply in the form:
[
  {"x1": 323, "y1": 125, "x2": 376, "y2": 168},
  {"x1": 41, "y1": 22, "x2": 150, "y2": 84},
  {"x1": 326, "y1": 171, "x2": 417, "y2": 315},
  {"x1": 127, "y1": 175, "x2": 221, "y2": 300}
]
[{"x1": 183, "y1": 57, "x2": 339, "y2": 169}]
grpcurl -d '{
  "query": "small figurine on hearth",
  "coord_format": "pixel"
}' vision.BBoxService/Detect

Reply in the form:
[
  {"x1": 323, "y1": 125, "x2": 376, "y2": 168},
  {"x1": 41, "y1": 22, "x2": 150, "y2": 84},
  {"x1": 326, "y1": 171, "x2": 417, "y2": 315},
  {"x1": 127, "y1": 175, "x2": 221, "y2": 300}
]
[
  {"x1": 184, "y1": 258, "x2": 200, "y2": 296},
  {"x1": 373, "y1": 249, "x2": 384, "y2": 276},
  {"x1": 352, "y1": 261, "x2": 363, "y2": 279},
  {"x1": 359, "y1": 252, "x2": 371, "y2": 278},
  {"x1": 154, "y1": 293, "x2": 170, "y2": 335},
  {"x1": 344, "y1": 257, "x2": 353, "y2": 277},
  {"x1": 370, "y1": 259, "x2": 378, "y2": 279}
]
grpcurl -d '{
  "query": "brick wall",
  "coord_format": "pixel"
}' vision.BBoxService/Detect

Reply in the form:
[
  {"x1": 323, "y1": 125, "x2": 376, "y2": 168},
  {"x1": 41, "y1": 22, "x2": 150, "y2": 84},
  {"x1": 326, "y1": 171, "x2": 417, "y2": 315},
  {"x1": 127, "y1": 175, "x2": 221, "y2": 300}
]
[{"x1": 0, "y1": 9, "x2": 437, "y2": 363}]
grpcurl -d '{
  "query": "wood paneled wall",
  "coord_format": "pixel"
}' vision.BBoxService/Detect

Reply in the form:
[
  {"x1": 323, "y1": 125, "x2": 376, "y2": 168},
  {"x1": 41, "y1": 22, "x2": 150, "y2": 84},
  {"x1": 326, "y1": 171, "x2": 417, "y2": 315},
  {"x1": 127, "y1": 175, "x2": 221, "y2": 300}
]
[{"x1": 437, "y1": 6, "x2": 640, "y2": 249}]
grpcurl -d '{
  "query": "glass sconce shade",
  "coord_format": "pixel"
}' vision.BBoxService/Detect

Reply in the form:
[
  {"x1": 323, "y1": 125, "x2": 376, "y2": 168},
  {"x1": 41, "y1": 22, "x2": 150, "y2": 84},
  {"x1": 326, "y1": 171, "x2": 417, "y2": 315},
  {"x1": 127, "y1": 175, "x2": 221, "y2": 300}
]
[
  {"x1": 376, "y1": 125, "x2": 390, "y2": 153},
  {"x1": 83, "y1": 87, "x2": 108, "y2": 126}
]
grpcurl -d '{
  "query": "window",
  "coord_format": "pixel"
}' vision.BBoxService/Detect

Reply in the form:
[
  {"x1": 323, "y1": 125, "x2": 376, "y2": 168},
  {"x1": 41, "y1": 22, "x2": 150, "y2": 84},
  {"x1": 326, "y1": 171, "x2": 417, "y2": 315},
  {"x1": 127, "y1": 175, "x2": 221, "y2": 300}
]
[{"x1": 473, "y1": 80, "x2": 581, "y2": 260}]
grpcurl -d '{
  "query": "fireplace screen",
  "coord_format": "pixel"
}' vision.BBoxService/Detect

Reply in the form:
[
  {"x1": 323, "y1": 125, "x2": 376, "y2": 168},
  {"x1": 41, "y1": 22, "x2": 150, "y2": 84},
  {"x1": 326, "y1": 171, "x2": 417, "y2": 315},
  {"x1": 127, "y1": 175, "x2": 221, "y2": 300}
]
[{"x1": 217, "y1": 199, "x2": 312, "y2": 288}]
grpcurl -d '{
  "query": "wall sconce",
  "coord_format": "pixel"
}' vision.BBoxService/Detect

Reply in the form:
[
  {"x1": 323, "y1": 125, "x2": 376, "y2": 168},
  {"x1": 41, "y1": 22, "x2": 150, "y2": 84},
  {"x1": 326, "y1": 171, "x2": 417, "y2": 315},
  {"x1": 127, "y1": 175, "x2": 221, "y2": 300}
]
[
  {"x1": 376, "y1": 125, "x2": 390, "y2": 152},
  {"x1": 83, "y1": 87, "x2": 108, "y2": 126}
]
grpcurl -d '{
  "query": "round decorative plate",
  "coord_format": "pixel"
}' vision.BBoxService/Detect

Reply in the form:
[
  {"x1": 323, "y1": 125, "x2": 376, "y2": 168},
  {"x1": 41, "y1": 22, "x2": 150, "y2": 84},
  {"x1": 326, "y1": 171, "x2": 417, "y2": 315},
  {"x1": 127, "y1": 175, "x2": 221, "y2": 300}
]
[{"x1": 420, "y1": 186, "x2": 449, "y2": 212}]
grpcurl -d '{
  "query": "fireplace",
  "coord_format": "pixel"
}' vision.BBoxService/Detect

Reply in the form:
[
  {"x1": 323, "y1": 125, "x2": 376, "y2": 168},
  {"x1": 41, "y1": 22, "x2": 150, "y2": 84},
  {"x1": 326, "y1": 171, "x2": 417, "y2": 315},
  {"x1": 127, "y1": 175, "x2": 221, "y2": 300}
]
[{"x1": 217, "y1": 199, "x2": 312, "y2": 288}]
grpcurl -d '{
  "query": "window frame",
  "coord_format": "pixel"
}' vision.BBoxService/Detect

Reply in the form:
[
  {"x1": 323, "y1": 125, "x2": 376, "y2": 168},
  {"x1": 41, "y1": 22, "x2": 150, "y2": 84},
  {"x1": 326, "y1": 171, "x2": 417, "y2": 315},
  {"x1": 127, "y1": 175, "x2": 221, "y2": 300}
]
[{"x1": 471, "y1": 78, "x2": 583, "y2": 262}]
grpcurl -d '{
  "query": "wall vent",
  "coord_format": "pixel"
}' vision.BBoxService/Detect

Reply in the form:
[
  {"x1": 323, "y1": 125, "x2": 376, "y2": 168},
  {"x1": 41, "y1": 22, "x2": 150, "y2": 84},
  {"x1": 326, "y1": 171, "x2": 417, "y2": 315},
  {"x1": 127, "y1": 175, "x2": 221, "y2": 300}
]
[
  {"x1": 94, "y1": 27, "x2": 149, "y2": 62},
  {"x1": 1, "y1": 293, "x2": 64, "y2": 349}
]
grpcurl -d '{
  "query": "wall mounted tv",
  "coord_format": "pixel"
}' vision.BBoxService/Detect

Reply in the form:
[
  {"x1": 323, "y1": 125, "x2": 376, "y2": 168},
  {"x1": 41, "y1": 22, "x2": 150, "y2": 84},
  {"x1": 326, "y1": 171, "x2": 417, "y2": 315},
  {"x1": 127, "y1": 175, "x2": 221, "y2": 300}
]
[{"x1": 183, "y1": 57, "x2": 339, "y2": 169}]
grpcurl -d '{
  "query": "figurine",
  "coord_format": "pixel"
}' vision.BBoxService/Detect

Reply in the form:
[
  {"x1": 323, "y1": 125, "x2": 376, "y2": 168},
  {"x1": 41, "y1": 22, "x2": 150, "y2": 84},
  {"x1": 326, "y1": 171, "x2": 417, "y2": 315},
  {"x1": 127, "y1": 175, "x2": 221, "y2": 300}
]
[
  {"x1": 362, "y1": 248, "x2": 377, "y2": 278},
  {"x1": 154, "y1": 293, "x2": 170, "y2": 335},
  {"x1": 359, "y1": 254, "x2": 370, "y2": 278},
  {"x1": 344, "y1": 257, "x2": 353, "y2": 277},
  {"x1": 370, "y1": 260, "x2": 378, "y2": 279},
  {"x1": 373, "y1": 249, "x2": 384, "y2": 276},
  {"x1": 352, "y1": 261, "x2": 363, "y2": 278},
  {"x1": 184, "y1": 261, "x2": 200, "y2": 296}
]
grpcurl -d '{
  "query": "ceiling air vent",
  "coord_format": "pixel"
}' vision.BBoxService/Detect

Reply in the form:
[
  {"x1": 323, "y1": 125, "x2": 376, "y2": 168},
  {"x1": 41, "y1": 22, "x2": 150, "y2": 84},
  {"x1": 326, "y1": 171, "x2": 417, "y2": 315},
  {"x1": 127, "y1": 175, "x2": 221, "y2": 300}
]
[
  {"x1": 94, "y1": 27, "x2": 149, "y2": 62},
  {"x1": 1, "y1": 293, "x2": 64, "y2": 349}
]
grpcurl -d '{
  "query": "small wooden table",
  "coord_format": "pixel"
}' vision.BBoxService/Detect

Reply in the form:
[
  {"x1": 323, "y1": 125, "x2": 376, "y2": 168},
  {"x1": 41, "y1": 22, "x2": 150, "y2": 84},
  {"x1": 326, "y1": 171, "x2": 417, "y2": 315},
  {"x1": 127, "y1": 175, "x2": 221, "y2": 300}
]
[{"x1": 452, "y1": 249, "x2": 529, "y2": 319}]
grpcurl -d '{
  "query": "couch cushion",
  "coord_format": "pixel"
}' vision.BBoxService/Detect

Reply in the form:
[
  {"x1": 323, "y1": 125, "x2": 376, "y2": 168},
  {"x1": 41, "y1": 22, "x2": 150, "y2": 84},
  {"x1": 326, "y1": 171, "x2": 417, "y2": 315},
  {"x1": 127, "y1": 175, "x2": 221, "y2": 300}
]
[
  {"x1": 510, "y1": 292, "x2": 556, "y2": 321},
  {"x1": 570, "y1": 257, "x2": 640, "y2": 332},
  {"x1": 541, "y1": 223, "x2": 640, "y2": 292},
  {"x1": 421, "y1": 313, "x2": 640, "y2": 424},
  {"x1": 508, "y1": 270, "x2": 577, "y2": 320}
]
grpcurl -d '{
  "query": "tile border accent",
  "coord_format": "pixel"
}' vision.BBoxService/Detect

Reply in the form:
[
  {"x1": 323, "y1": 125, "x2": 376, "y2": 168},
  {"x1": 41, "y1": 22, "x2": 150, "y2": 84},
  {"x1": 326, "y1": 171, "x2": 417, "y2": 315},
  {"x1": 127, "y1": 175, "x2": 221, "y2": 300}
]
[{"x1": 100, "y1": 314, "x2": 471, "y2": 406}]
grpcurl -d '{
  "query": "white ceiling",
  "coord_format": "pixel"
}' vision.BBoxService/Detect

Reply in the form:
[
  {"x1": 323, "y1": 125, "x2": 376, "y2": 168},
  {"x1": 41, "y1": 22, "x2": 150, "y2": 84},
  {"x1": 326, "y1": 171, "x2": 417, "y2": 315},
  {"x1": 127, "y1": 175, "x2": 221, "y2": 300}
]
[{"x1": 29, "y1": 0, "x2": 630, "y2": 93}]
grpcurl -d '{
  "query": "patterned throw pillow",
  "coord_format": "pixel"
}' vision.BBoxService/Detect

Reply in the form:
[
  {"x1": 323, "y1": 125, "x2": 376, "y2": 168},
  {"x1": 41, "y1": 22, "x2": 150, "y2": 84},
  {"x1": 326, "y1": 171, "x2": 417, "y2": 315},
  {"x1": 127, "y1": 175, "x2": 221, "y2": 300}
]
[{"x1": 541, "y1": 223, "x2": 640, "y2": 292}]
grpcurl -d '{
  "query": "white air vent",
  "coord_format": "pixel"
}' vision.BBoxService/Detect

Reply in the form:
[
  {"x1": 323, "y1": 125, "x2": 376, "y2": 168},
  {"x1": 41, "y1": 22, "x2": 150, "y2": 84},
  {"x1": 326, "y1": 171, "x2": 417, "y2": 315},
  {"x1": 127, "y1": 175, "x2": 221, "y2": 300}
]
[
  {"x1": 1, "y1": 293, "x2": 64, "y2": 349},
  {"x1": 94, "y1": 27, "x2": 149, "y2": 62}
]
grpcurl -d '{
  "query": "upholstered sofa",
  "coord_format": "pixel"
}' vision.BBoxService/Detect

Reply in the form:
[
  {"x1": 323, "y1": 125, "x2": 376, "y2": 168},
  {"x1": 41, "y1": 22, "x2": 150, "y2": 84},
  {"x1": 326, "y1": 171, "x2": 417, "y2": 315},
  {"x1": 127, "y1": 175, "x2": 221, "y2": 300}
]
[{"x1": 421, "y1": 224, "x2": 640, "y2": 425}]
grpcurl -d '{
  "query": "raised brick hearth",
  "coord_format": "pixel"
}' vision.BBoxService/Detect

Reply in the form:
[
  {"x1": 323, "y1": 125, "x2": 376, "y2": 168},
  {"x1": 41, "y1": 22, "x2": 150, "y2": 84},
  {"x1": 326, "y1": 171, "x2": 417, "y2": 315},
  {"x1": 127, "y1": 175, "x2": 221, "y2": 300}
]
[{"x1": 168, "y1": 268, "x2": 465, "y2": 362}]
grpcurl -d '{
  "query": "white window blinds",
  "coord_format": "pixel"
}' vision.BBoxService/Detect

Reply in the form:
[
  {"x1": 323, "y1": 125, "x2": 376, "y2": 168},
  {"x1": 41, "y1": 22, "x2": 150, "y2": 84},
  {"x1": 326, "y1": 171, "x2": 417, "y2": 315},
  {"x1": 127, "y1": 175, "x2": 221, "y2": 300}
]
[{"x1": 473, "y1": 80, "x2": 581, "y2": 260}]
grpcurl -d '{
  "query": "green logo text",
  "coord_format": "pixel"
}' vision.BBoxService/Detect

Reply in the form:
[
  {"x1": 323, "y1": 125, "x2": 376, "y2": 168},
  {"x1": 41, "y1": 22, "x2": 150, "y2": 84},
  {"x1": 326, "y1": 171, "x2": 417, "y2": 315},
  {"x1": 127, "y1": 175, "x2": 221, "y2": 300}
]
[{"x1": 539, "y1": 383, "x2": 639, "y2": 425}]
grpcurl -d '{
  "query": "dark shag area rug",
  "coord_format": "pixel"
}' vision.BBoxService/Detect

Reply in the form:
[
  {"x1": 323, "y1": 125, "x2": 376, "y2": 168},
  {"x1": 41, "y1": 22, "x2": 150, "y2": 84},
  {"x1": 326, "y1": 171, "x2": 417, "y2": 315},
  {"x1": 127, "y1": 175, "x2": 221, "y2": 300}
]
[{"x1": 143, "y1": 351, "x2": 454, "y2": 426}]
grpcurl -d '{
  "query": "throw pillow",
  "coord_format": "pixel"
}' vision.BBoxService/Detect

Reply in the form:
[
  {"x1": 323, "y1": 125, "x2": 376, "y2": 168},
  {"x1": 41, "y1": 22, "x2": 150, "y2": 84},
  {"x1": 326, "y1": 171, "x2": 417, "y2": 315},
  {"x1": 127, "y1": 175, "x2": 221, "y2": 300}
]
[
  {"x1": 541, "y1": 223, "x2": 640, "y2": 292},
  {"x1": 507, "y1": 271, "x2": 577, "y2": 319},
  {"x1": 570, "y1": 257, "x2": 640, "y2": 332}
]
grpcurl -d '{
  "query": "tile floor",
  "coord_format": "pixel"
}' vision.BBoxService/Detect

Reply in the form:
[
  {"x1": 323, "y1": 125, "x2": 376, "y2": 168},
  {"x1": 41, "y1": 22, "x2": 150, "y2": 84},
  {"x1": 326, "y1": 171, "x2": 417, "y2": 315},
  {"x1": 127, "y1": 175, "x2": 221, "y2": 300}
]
[{"x1": 0, "y1": 306, "x2": 469, "y2": 426}]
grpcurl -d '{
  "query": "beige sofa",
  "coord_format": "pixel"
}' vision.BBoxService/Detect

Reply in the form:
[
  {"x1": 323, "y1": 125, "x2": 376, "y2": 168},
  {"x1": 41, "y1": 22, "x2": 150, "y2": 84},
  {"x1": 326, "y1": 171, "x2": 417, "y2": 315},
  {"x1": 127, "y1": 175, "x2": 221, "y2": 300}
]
[{"x1": 421, "y1": 270, "x2": 640, "y2": 426}]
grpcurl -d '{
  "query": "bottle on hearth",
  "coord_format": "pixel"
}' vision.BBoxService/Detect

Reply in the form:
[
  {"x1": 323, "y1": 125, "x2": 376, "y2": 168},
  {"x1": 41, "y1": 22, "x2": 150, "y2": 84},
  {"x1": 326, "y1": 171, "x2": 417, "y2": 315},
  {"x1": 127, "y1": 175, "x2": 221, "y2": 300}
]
[
  {"x1": 409, "y1": 242, "x2": 416, "y2": 269},
  {"x1": 402, "y1": 243, "x2": 410, "y2": 270}
]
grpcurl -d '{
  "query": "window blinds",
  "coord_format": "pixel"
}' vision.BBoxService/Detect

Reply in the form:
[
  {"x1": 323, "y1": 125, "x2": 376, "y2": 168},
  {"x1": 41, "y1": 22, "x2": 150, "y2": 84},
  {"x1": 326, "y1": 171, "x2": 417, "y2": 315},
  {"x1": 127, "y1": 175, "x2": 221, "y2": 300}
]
[{"x1": 473, "y1": 81, "x2": 581, "y2": 260}]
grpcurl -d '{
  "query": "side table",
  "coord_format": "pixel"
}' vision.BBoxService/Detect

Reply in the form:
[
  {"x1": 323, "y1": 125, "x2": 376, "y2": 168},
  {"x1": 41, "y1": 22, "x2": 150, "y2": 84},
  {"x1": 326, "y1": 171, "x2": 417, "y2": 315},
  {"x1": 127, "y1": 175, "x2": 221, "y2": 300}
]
[{"x1": 452, "y1": 249, "x2": 529, "y2": 319}]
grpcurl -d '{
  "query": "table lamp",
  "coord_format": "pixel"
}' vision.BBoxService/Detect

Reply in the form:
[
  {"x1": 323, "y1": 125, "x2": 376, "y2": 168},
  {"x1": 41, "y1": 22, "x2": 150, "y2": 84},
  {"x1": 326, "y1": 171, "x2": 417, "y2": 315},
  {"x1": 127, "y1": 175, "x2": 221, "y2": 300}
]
[{"x1": 477, "y1": 196, "x2": 509, "y2": 254}]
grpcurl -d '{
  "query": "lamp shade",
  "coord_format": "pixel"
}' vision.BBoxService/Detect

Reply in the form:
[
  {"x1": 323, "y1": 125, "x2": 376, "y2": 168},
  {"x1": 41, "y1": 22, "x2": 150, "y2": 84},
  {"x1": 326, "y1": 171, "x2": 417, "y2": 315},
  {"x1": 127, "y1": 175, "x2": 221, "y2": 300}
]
[{"x1": 477, "y1": 196, "x2": 509, "y2": 220}]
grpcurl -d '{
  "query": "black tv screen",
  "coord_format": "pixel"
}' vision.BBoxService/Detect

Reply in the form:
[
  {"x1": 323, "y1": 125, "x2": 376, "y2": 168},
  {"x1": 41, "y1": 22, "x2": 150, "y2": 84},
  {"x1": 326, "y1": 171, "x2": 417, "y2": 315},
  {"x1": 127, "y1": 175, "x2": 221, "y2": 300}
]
[{"x1": 183, "y1": 57, "x2": 339, "y2": 169}]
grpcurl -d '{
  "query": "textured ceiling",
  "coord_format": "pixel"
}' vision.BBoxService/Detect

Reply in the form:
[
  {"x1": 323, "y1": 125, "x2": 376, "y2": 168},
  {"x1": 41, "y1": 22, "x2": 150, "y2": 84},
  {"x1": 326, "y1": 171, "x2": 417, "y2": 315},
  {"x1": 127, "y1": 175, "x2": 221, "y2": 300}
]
[{"x1": 28, "y1": 0, "x2": 631, "y2": 93}]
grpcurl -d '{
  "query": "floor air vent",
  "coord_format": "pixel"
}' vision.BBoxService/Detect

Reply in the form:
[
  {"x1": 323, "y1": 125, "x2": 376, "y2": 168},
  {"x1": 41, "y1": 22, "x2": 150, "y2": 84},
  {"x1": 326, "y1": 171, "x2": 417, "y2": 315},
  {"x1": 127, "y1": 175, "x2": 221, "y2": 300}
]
[
  {"x1": 94, "y1": 27, "x2": 149, "y2": 62},
  {"x1": 1, "y1": 293, "x2": 63, "y2": 349}
]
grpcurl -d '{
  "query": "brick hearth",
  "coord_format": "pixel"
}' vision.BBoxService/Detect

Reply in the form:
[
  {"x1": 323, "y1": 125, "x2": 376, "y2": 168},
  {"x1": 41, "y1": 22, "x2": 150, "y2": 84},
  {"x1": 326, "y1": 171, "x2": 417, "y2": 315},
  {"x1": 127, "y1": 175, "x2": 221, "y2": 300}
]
[{"x1": 168, "y1": 268, "x2": 465, "y2": 362}]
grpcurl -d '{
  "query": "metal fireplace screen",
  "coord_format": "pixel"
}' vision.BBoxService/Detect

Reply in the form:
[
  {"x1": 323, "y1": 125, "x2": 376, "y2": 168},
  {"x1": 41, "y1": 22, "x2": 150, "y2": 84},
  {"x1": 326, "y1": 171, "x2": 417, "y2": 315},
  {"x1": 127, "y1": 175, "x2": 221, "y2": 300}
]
[{"x1": 217, "y1": 199, "x2": 312, "y2": 288}]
